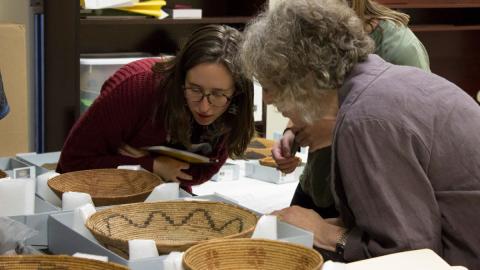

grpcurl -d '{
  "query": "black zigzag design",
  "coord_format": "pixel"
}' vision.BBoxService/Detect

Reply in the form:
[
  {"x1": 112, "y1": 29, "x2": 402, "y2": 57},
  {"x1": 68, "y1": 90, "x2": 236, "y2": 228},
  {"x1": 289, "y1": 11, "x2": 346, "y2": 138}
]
[{"x1": 100, "y1": 208, "x2": 245, "y2": 236}]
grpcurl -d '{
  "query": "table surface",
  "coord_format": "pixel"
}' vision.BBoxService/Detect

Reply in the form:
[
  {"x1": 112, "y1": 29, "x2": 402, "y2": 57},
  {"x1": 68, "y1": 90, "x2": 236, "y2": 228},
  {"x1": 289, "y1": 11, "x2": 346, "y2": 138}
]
[
  {"x1": 192, "y1": 159, "x2": 300, "y2": 214},
  {"x1": 14, "y1": 153, "x2": 302, "y2": 214}
]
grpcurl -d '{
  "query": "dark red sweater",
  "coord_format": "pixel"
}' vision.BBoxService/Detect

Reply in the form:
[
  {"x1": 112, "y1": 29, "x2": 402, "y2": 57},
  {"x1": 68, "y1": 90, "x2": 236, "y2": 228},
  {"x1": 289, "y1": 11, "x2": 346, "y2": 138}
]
[{"x1": 57, "y1": 58, "x2": 228, "y2": 189}]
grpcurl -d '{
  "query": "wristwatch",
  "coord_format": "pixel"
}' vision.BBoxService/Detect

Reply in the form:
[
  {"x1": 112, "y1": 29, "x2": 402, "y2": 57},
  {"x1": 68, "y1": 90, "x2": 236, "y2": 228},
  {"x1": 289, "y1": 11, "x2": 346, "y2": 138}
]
[{"x1": 335, "y1": 230, "x2": 350, "y2": 256}]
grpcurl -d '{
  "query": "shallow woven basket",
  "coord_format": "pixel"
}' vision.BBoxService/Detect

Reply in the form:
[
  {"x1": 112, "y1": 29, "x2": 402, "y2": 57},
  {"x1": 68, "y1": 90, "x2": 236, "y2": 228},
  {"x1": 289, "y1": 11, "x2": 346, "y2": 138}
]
[
  {"x1": 86, "y1": 200, "x2": 258, "y2": 258},
  {"x1": 0, "y1": 255, "x2": 128, "y2": 269},
  {"x1": 47, "y1": 168, "x2": 163, "y2": 206},
  {"x1": 0, "y1": 169, "x2": 7, "y2": 179},
  {"x1": 183, "y1": 238, "x2": 324, "y2": 270}
]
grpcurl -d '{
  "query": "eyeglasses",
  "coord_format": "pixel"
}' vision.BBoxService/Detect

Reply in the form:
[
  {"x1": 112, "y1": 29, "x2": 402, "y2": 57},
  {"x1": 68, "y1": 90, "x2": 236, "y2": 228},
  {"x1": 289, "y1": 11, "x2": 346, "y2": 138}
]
[{"x1": 183, "y1": 86, "x2": 233, "y2": 107}]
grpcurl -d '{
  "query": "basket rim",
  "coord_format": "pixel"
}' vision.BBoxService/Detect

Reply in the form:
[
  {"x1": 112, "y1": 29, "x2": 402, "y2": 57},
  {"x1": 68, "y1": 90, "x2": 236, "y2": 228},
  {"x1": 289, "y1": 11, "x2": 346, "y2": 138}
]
[
  {"x1": 86, "y1": 200, "x2": 259, "y2": 249},
  {"x1": 0, "y1": 254, "x2": 129, "y2": 269},
  {"x1": 182, "y1": 238, "x2": 324, "y2": 269},
  {"x1": 47, "y1": 168, "x2": 163, "y2": 199}
]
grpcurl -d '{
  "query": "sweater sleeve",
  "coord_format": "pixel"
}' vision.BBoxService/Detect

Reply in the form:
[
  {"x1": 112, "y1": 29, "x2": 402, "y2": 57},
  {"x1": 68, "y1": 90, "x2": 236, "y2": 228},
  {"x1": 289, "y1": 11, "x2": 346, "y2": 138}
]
[
  {"x1": 57, "y1": 59, "x2": 159, "y2": 173},
  {"x1": 335, "y1": 118, "x2": 442, "y2": 261}
]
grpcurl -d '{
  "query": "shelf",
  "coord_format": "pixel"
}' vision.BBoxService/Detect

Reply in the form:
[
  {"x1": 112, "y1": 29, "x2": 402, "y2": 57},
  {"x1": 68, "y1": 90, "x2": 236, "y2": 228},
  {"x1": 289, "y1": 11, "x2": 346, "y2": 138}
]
[
  {"x1": 387, "y1": 3, "x2": 480, "y2": 8},
  {"x1": 377, "y1": 0, "x2": 480, "y2": 8},
  {"x1": 411, "y1": 24, "x2": 480, "y2": 32},
  {"x1": 80, "y1": 16, "x2": 253, "y2": 25}
]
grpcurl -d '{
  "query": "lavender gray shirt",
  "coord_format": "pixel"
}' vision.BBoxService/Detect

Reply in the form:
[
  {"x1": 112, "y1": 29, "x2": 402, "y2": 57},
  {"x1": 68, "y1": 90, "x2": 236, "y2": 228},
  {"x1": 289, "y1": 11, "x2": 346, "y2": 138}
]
[{"x1": 332, "y1": 54, "x2": 480, "y2": 268}]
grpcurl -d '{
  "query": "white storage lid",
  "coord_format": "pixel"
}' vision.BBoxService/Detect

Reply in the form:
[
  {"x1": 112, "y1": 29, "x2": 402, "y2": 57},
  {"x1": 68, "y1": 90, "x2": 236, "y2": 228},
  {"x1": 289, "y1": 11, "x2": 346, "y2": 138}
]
[{"x1": 80, "y1": 57, "x2": 147, "y2": 66}]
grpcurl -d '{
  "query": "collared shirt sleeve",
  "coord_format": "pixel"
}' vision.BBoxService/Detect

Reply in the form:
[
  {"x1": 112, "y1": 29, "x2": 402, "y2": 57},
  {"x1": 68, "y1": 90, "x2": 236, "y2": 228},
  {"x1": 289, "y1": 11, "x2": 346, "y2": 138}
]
[{"x1": 335, "y1": 117, "x2": 442, "y2": 261}]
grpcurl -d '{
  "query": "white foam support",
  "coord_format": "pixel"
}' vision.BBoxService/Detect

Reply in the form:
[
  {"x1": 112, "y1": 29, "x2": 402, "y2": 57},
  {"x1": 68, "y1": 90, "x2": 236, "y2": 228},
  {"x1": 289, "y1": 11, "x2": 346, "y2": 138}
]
[
  {"x1": 144, "y1": 183, "x2": 179, "y2": 202},
  {"x1": 128, "y1": 239, "x2": 159, "y2": 260},
  {"x1": 72, "y1": 203, "x2": 96, "y2": 238},
  {"x1": 0, "y1": 178, "x2": 35, "y2": 216},
  {"x1": 252, "y1": 215, "x2": 278, "y2": 240},
  {"x1": 37, "y1": 171, "x2": 61, "y2": 207},
  {"x1": 73, "y1": 252, "x2": 108, "y2": 262},
  {"x1": 163, "y1": 252, "x2": 185, "y2": 270},
  {"x1": 62, "y1": 192, "x2": 94, "y2": 211}
]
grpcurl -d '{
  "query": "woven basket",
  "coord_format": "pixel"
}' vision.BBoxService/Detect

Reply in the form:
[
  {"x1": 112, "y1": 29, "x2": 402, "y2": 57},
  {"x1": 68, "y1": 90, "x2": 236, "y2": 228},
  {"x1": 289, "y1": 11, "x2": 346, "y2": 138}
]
[
  {"x1": 183, "y1": 238, "x2": 324, "y2": 270},
  {"x1": 248, "y1": 137, "x2": 275, "y2": 149},
  {"x1": 47, "y1": 168, "x2": 163, "y2": 206},
  {"x1": 0, "y1": 255, "x2": 128, "y2": 269},
  {"x1": 86, "y1": 200, "x2": 258, "y2": 258},
  {"x1": 0, "y1": 169, "x2": 6, "y2": 179}
]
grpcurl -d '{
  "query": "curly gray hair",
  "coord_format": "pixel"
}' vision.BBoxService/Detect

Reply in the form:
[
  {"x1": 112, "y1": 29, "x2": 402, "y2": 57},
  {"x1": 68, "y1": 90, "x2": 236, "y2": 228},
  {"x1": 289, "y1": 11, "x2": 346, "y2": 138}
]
[{"x1": 240, "y1": 0, "x2": 374, "y2": 122}]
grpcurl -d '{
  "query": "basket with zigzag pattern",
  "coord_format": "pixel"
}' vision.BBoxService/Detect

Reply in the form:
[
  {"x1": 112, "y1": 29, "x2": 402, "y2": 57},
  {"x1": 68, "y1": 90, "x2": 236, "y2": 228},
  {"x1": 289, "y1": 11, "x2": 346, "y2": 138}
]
[
  {"x1": 0, "y1": 255, "x2": 128, "y2": 269},
  {"x1": 85, "y1": 200, "x2": 258, "y2": 258}
]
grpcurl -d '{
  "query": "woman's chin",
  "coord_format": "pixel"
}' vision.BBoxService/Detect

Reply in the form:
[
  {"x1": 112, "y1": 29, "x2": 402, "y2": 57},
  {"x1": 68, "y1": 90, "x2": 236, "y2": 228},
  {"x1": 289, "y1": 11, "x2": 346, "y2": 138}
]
[{"x1": 193, "y1": 115, "x2": 215, "y2": 126}]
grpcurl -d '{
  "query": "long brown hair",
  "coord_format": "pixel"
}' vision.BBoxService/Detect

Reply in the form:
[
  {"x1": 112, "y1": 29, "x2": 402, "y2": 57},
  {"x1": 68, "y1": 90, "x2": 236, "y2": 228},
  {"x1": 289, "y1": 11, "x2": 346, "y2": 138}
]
[
  {"x1": 153, "y1": 25, "x2": 255, "y2": 157},
  {"x1": 349, "y1": 0, "x2": 410, "y2": 27}
]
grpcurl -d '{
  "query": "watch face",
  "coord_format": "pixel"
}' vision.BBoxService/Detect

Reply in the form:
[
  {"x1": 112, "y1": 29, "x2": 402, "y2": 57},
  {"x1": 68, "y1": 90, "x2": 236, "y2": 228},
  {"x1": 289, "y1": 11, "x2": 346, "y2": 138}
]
[
  {"x1": 335, "y1": 229, "x2": 350, "y2": 256},
  {"x1": 335, "y1": 242, "x2": 345, "y2": 255}
]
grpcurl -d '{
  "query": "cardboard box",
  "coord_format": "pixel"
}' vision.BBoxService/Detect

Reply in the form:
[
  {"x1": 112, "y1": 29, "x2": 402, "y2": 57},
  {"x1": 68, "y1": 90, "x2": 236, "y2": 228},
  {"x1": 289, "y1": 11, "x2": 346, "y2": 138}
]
[
  {"x1": 0, "y1": 24, "x2": 30, "y2": 156},
  {"x1": 0, "y1": 156, "x2": 34, "y2": 178},
  {"x1": 10, "y1": 196, "x2": 60, "y2": 247},
  {"x1": 1, "y1": 157, "x2": 60, "y2": 247},
  {"x1": 16, "y1": 151, "x2": 60, "y2": 172},
  {"x1": 48, "y1": 196, "x2": 313, "y2": 270}
]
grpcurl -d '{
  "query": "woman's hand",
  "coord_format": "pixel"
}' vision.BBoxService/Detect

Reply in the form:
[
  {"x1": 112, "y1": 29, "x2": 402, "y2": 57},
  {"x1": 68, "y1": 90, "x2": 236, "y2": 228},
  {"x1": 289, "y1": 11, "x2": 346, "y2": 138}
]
[
  {"x1": 117, "y1": 143, "x2": 149, "y2": 158},
  {"x1": 271, "y1": 129, "x2": 301, "y2": 174},
  {"x1": 271, "y1": 205, "x2": 346, "y2": 251},
  {"x1": 153, "y1": 156, "x2": 193, "y2": 182}
]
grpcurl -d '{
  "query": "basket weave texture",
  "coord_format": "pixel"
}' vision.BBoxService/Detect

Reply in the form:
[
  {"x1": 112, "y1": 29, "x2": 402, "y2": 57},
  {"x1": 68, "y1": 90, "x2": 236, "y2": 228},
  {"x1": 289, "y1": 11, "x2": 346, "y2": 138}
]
[
  {"x1": 183, "y1": 238, "x2": 324, "y2": 270},
  {"x1": 86, "y1": 200, "x2": 259, "y2": 258},
  {"x1": 0, "y1": 169, "x2": 6, "y2": 179},
  {"x1": 0, "y1": 255, "x2": 128, "y2": 269},
  {"x1": 47, "y1": 168, "x2": 163, "y2": 206}
]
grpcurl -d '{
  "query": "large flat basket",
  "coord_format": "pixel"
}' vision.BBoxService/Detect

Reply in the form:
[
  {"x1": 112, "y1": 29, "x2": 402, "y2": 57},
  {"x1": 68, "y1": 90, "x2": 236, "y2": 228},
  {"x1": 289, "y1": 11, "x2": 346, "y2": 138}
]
[
  {"x1": 183, "y1": 238, "x2": 324, "y2": 270},
  {"x1": 0, "y1": 255, "x2": 128, "y2": 269},
  {"x1": 47, "y1": 168, "x2": 163, "y2": 206},
  {"x1": 85, "y1": 200, "x2": 258, "y2": 258}
]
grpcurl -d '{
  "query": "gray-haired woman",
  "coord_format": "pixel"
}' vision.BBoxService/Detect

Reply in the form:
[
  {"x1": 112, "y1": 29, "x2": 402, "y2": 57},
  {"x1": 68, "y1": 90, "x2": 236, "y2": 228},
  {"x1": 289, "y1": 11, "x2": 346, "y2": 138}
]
[{"x1": 240, "y1": 0, "x2": 480, "y2": 267}]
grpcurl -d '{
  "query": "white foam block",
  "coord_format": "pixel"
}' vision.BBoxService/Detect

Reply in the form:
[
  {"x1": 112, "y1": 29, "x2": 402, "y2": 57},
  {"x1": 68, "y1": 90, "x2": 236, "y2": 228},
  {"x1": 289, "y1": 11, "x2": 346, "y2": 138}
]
[
  {"x1": 128, "y1": 239, "x2": 159, "y2": 260},
  {"x1": 0, "y1": 178, "x2": 35, "y2": 216},
  {"x1": 145, "y1": 183, "x2": 179, "y2": 202},
  {"x1": 73, "y1": 252, "x2": 108, "y2": 262},
  {"x1": 37, "y1": 171, "x2": 61, "y2": 207},
  {"x1": 252, "y1": 215, "x2": 278, "y2": 240},
  {"x1": 62, "y1": 192, "x2": 94, "y2": 211},
  {"x1": 163, "y1": 251, "x2": 185, "y2": 270},
  {"x1": 73, "y1": 203, "x2": 96, "y2": 239}
]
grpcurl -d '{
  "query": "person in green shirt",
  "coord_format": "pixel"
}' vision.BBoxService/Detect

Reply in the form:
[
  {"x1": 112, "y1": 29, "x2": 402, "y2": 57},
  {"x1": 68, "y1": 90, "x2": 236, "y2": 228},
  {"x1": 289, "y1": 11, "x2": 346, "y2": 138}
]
[{"x1": 272, "y1": 0, "x2": 430, "y2": 219}]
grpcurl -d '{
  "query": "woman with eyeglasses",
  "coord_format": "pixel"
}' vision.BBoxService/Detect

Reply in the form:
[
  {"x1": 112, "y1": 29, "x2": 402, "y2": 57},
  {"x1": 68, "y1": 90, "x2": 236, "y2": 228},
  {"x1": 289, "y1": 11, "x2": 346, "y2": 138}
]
[{"x1": 57, "y1": 25, "x2": 255, "y2": 191}]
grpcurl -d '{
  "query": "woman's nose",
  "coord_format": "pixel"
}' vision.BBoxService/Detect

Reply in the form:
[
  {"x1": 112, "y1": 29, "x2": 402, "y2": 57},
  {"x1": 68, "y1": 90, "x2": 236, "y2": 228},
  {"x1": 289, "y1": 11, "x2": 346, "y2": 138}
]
[{"x1": 198, "y1": 95, "x2": 211, "y2": 111}]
